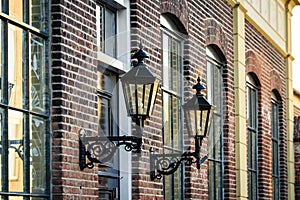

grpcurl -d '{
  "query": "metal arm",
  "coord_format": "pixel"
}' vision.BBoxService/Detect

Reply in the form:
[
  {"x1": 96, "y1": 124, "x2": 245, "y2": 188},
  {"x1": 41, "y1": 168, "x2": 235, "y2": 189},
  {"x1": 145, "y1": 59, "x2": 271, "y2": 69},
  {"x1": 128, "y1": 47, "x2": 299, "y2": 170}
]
[
  {"x1": 150, "y1": 136, "x2": 207, "y2": 180},
  {"x1": 79, "y1": 133, "x2": 142, "y2": 170}
]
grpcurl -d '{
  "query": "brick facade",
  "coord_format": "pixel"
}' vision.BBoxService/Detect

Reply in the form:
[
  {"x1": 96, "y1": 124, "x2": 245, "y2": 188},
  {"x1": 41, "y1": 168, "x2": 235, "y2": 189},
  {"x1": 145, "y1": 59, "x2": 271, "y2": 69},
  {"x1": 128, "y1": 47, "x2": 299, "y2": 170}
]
[
  {"x1": 245, "y1": 21, "x2": 288, "y2": 199},
  {"x1": 129, "y1": 0, "x2": 235, "y2": 199},
  {"x1": 51, "y1": 0, "x2": 99, "y2": 199},
  {"x1": 49, "y1": 0, "x2": 293, "y2": 199}
]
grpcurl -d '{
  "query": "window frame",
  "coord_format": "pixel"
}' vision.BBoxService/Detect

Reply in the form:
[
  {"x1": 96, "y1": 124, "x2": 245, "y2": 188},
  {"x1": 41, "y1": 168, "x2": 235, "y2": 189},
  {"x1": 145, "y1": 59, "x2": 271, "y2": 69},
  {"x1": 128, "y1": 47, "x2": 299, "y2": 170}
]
[
  {"x1": 206, "y1": 47, "x2": 224, "y2": 200},
  {"x1": 246, "y1": 74, "x2": 259, "y2": 200},
  {"x1": 96, "y1": 3, "x2": 117, "y2": 58},
  {"x1": 271, "y1": 92, "x2": 280, "y2": 200},
  {"x1": 0, "y1": 1, "x2": 50, "y2": 199},
  {"x1": 97, "y1": 68, "x2": 120, "y2": 199},
  {"x1": 161, "y1": 22, "x2": 184, "y2": 200}
]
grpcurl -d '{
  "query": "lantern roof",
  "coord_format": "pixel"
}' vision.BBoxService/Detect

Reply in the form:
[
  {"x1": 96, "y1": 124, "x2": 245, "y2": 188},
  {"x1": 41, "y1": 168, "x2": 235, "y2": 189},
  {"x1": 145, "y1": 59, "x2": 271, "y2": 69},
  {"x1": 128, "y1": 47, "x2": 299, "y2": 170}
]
[{"x1": 121, "y1": 64, "x2": 160, "y2": 84}]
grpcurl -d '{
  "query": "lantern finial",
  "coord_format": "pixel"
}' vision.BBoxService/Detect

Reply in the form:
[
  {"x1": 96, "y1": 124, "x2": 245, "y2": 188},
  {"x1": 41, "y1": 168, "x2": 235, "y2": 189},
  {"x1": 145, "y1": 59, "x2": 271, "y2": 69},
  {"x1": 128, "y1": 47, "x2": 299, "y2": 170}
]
[{"x1": 193, "y1": 76, "x2": 205, "y2": 95}]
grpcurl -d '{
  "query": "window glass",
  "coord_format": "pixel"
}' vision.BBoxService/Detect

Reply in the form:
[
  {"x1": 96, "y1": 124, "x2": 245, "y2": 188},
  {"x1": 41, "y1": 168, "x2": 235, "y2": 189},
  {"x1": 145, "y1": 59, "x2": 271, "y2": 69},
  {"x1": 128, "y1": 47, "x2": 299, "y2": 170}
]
[
  {"x1": 162, "y1": 33, "x2": 181, "y2": 94},
  {"x1": 0, "y1": 1, "x2": 49, "y2": 198},
  {"x1": 31, "y1": 115, "x2": 47, "y2": 193},
  {"x1": 31, "y1": 35, "x2": 47, "y2": 114},
  {"x1": 9, "y1": 0, "x2": 23, "y2": 21},
  {"x1": 96, "y1": 4, "x2": 116, "y2": 58},
  {"x1": 207, "y1": 47, "x2": 223, "y2": 200},
  {"x1": 247, "y1": 74, "x2": 258, "y2": 200},
  {"x1": 2, "y1": 0, "x2": 47, "y2": 31},
  {"x1": 31, "y1": 0, "x2": 48, "y2": 31},
  {"x1": 271, "y1": 93, "x2": 280, "y2": 200},
  {"x1": 97, "y1": 69, "x2": 119, "y2": 199},
  {"x1": 161, "y1": 16, "x2": 183, "y2": 199},
  {"x1": 98, "y1": 71, "x2": 117, "y2": 137},
  {"x1": 8, "y1": 110, "x2": 24, "y2": 192},
  {"x1": 8, "y1": 24, "x2": 25, "y2": 109},
  {"x1": 0, "y1": 21, "x2": 2, "y2": 102}
]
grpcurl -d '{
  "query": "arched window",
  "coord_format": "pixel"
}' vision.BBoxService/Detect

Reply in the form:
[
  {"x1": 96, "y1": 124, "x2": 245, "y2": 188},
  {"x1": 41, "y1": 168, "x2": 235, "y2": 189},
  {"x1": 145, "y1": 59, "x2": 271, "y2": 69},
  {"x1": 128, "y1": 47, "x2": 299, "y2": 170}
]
[
  {"x1": 161, "y1": 14, "x2": 185, "y2": 200},
  {"x1": 206, "y1": 45, "x2": 224, "y2": 200},
  {"x1": 247, "y1": 74, "x2": 259, "y2": 200},
  {"x1": 271, "y1": 91, "x2": 281, "y2": 200}
]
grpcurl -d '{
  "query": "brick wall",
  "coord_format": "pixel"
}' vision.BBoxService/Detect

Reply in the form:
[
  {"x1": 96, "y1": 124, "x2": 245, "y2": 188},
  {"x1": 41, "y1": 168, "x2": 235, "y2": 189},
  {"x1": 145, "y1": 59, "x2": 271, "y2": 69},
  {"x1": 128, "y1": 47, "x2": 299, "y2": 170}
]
[
  {"x1": 51, "y1": 0, "x2": 99, "y2": 199},
  {"x1": 49, "y1": 0, "x2": 290, "y2": 199},
  {"x1": 130, "y1": 0, "x2": 163, "y2": 199},
  {"x1": 130, "y1": 0, "x2": 235, "y2": 199},
  {"x1": 245, "y1": 21, "x2": 287, "y2": 199}
]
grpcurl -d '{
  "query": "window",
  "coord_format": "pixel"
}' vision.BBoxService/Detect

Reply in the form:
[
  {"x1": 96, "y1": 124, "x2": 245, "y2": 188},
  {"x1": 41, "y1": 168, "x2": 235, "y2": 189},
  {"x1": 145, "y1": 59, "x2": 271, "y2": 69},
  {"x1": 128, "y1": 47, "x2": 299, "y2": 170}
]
[
  {"x1": 97, "y1": 69, "x2": 120, "y2": 200},
  {"x1": 161, "y1": 14, "x2": 184, "y2": 200},
  {"x1": 271, "y1": 92, "x2": 280, "y2": 200},
  {"x1": 96, "y1": 1, "x2": 128, "y2": 198},
  {"x1": 96, "y1": 4, "x2": 117, "y2": 58},
  {"x1": 247, "y1": 74, "x2": 259, "y2": 200},
  {"x1": 206, "y1": 46, "x2": 223, "y2": 200},
  {"x1": 0, "y1": 1, "x2": 50, "y2": 199}
]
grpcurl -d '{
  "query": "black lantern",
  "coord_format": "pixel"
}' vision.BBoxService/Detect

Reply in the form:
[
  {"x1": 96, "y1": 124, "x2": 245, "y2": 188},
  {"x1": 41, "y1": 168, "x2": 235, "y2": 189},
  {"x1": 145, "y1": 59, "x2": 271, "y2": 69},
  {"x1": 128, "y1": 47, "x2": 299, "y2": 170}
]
[
  {"x1": 121, "y1": 44, "x2": 160, "y2": 125},
  {"x1": 183, "y1": 76, "x2": 213, "y2": 143},
  {"x1": 79, "y1": 45, "x2": 160, "y2": 170},
  {"x1": 150, "y1": 76, "x2": 213, "y2": 180}
]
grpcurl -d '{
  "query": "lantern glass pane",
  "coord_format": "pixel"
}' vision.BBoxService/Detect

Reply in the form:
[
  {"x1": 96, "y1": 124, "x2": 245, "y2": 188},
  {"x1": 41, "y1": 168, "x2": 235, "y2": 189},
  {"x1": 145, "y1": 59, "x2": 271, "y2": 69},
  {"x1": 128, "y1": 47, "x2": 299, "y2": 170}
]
[
  {"x1": 123, "y1": 83, "x2": 136, "y2": 115},
  {"x1": 136, "y1": 84, "x2": 143, "y2": 115},
  {"x1": 148, "y1": 81, "x2": 159, "y2": 115},
  {"x1": 186, "y1": 109, "x2": 198, "y2": 136},
  {"x1": 199, "y1": 109, "x2": 209, "y2": 137},
  {"x1": 136, "y1": 83, "x2": 148, "y2": 115}
]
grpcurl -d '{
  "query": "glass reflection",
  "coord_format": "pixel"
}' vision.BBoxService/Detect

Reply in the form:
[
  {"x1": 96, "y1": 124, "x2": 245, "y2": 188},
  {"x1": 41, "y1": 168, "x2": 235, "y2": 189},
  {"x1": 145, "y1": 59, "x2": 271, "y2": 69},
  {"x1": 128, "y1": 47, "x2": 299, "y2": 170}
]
[
  {"x1": 8, "y1": 110, "x2": 24, "y2": 192},
  {"x1": 31, "y1": 0, "x2": 48, "y2": 31},
  {"x1": 9, "y1": 0, "x2": 23, "y2": 22},
  {"x1": 31, "y1": 35, "x2": 47, "y2": 113},
  {"x1": 8, "y1": 24, "x2": 25, "y2": 109},
  {"x1": 31, "y1": 115, "x2": 46, "y2": 193}
]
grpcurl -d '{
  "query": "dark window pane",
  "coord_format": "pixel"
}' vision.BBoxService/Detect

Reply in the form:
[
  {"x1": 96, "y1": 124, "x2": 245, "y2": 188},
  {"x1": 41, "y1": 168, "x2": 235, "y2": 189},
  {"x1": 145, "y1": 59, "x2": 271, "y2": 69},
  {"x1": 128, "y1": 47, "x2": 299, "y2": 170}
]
[
  {"x1": 98, "y1": 96, "x2": 111, "y2": 137},
  {"x1": 207, "y1": 52, "x2": 223, "y2": 200},
  {"x1": 31, "y1": 0, "x2": 48, "y2": 31},
  {"x1": 162, "y1": 29, "x2": 183, "y2": 200},
  {"x1": 247, "y1": 76, "x2": 258, "y2": 200},
  {"x1": 105, "y1": 8, "x2": 116, "y2": 57},
  {"x1": 97, "y1": 5, "x2": 116, "y2": 58},
  {"x1": 0, "y1": 21, "x2": 2, "y2": 103},
  {"x1": 0, "y1": 108, "x2": 4, "y2": 188},
  {"x1": 271, "y1": 99, "x2": 280, "y2": 200}
]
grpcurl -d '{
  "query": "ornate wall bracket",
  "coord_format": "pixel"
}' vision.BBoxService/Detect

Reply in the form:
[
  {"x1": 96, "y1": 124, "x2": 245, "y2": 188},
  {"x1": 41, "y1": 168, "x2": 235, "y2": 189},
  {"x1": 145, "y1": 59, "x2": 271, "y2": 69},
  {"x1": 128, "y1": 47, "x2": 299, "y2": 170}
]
[
  {"x1": 79, "y1": 130, "x2": 142, "y2": 170},
  {"x1": 150, "y1": 148, "x2": 208, "y2": 180}
]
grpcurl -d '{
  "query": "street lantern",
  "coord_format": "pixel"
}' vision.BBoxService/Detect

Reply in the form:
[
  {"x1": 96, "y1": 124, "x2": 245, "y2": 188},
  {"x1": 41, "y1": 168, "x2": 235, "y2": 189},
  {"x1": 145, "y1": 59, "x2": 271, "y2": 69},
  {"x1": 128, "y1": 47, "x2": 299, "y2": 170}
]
[
  {"x1": 150, "y1": 76, "x2": 213, "y2": 180},
  {"x1": 121, "y1": 44, "x2": 160, "y2": 126},
  {"x1": 79, "y1": 44, "x2": 160, "y2": 170},
  {"x1": 183, "y1": 76, "x2": 213, "y2": 143}
]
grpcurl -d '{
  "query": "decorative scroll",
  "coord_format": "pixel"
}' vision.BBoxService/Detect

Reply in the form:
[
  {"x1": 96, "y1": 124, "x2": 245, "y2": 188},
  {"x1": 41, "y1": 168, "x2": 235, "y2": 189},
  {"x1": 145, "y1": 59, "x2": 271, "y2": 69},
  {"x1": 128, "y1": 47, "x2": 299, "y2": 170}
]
[
  {"x1": 150, "y1": 149, "x2": 208, "y2": 180},
  {"x1": 79, "y1": 130, "x2": 142, "y2": 170},
  {"x1": 0, "y1": 139, "x2": 24, "y2": 162}
]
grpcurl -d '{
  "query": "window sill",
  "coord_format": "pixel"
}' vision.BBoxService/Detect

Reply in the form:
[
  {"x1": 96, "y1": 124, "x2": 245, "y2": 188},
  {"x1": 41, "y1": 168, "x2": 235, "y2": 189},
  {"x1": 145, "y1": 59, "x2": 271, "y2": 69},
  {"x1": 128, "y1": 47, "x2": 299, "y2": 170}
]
[{"x1": 98, "y1": 52, "x2": 125, "y2": 74}]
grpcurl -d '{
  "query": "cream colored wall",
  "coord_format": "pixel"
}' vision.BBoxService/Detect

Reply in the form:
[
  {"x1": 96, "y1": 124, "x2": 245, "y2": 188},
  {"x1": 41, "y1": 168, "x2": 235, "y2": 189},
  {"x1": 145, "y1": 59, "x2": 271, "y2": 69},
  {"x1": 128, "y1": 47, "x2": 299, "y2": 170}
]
[{"x1": 244, "y1": 0, "x2": 286, "y2": 53}]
